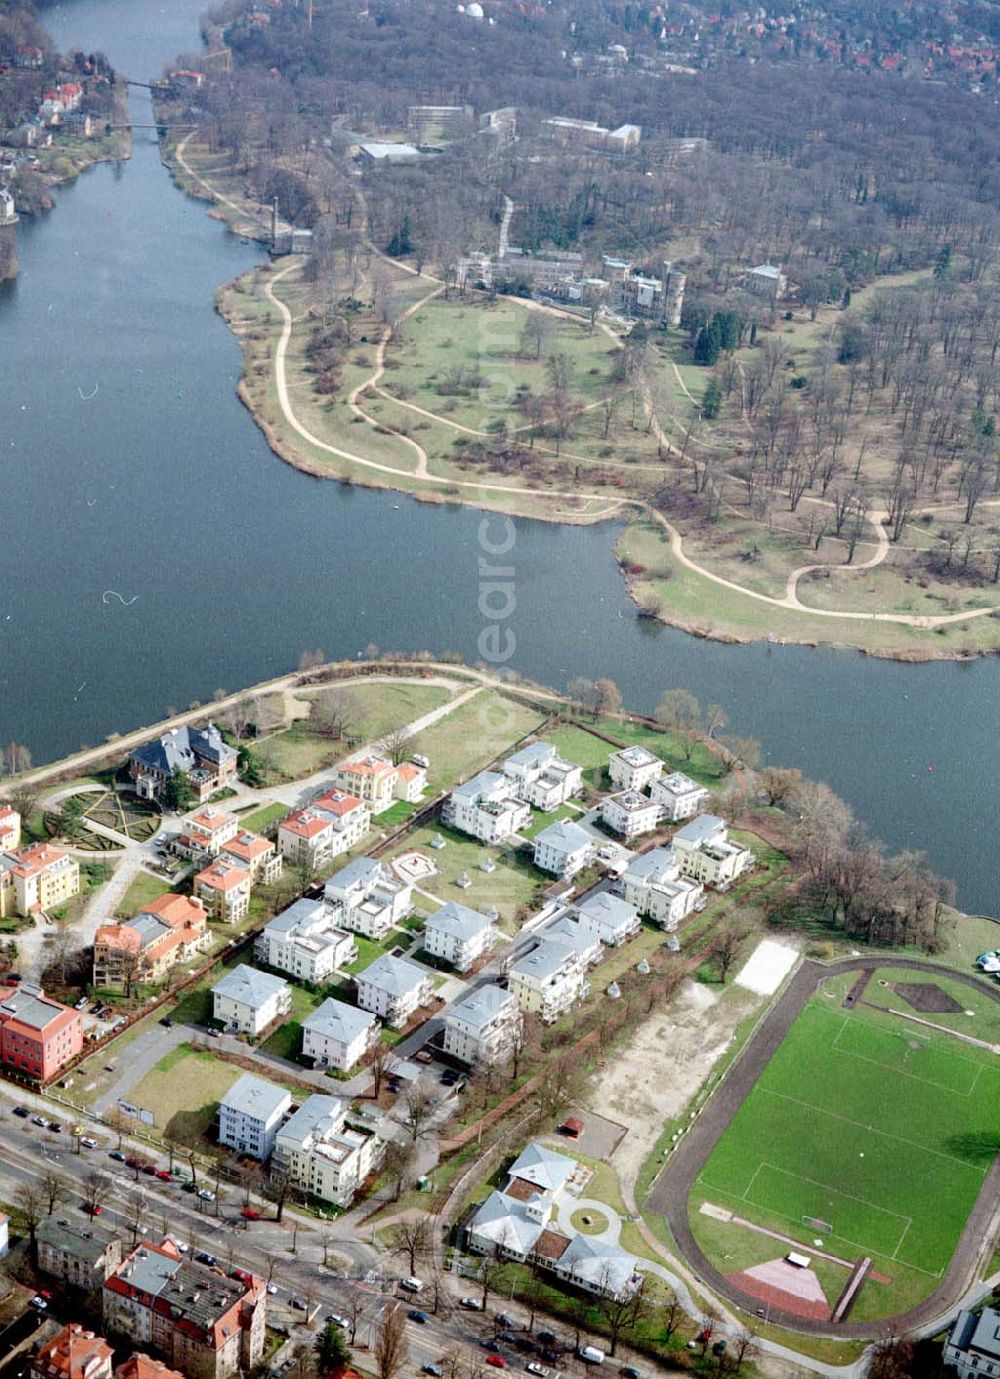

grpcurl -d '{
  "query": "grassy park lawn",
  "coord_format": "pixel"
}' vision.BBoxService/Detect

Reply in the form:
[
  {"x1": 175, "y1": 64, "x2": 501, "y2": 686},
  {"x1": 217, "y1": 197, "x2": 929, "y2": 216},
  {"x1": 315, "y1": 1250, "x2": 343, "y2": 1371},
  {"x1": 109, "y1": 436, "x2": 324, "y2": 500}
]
[
  {"x1": 520, "y1": 804, "x2": 580, "y2": 839},
  {"x1": 387, "y1": 823, "x2": 544, "y2": 924},
  {"x1": 128, "y1": 1043, "x2": 242, "y2": 1140},
  {"x1": 692, "y1": 993, "x2": 1000, "y2": 1317},
  {"x1": 238, "y1": 802, "x2": 288, "y2": 834},
  {"x1": 115, "y1": 871, "x2": 173, "y2": 918},
  {"x1": 260, "y1": 983, "x2": 328, "y2": 1061},
  {"x1": 342, "y1": 930, "x2": 411, "y2": 976},
  {"x1": 410, "y1": 691, "x2": 548, "y2": 794}
]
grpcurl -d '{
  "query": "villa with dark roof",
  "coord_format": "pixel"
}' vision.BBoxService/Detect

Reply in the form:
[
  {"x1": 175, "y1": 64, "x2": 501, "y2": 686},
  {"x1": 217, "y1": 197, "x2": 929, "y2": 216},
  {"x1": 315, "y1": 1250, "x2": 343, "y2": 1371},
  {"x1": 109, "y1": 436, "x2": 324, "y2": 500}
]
[{"x1": 129, "y1": 724, "x2": 237, "y2": 803}]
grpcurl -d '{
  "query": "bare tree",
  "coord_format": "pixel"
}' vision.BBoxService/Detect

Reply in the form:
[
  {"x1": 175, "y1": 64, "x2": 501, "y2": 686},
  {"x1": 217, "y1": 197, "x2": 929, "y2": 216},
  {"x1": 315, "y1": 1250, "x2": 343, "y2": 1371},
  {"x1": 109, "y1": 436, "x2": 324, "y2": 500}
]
[
  {"x1": 40, "y1": 1169, "x2": 69, "y2": 1216},
  {"x1": 400, "y1": 1084, "x2": 437, "y2": 1142},
  {"x1": 731, "y1": 1330, "x2": 759, "y2": 1374},
  {"x1": 15, "y1": 1181, "x2": 45, "y2": 1260},
  {"x1": 369, "y1": 1040, "x2": 397, "y2": 1099},
  {"x1": 711, "y1": 922, "x2": 751, "y2": 983},
  {"x1": 381, "y1": 1139, "x2": 415, "y2": 1204},
  {"x1": 373, "y1": 1302, "x2": 409, "y2": 1379},
  {"x1": 595, "y1": 1273, "x2": 652, "y2": 1356},
  {"x1": 312, "y1": 687, "x2": 364, "y2": 743},
  {"x1": 125, "y1": 1188, "x2": 149, "y2": 1246},
  {"x1": 81, "y1": 1170, "x2": 111, "y2": 1219},
  {"x1": 386, "y1": 1215, "x2": 434, "y2": 1276},
  {"x1": 379, "y1": 726, "x2": 413, "y2": 768}
]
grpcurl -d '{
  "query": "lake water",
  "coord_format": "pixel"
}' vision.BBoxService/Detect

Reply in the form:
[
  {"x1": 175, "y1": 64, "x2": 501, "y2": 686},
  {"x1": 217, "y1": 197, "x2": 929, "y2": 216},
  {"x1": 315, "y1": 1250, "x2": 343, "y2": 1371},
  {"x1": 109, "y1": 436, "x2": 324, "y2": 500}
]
[{"x1": 4, "y1": 0, "x2": 996, "y2": 916}]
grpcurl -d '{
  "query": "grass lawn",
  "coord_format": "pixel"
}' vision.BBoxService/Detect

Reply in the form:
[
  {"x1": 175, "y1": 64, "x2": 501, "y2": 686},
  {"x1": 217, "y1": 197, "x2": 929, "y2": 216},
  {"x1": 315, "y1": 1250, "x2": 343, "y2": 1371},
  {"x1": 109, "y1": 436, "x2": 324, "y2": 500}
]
[
  {"x1": 238, "y1": 802, "x2": 288, "y2": 834},
  {"x1": 115, "y1": 871, "x2": 173, "y2": 918},
  {"x1": 128, "y1": 1043, "x2": 242, "y2": 1139},
  {"x1": 412, "y1": 690, "x2": 548, "y2": 794},
  {"x1": 387, "y1": 823, "x2": 544, "y2": 923},
  {"x1": 520, "y1": 804, "x2": 580, "y2": 840},
  {"x1": 260, "y1": 983, "x2": 328, "y2": 1060},
  {"x1": 342, "y1": 931, "x2": 409, "y2": 976},
  {"x1": 693, "y1": 995, "x2": 1000, "y2": 1317}
]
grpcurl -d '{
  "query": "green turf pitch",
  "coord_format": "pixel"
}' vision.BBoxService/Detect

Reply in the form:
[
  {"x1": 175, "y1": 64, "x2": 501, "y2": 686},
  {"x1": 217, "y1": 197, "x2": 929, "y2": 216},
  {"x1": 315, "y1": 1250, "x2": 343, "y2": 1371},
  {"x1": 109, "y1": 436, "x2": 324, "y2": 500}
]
[{"x1": 695, "y1": 1000, "x2": 1000, "y2": 1278}]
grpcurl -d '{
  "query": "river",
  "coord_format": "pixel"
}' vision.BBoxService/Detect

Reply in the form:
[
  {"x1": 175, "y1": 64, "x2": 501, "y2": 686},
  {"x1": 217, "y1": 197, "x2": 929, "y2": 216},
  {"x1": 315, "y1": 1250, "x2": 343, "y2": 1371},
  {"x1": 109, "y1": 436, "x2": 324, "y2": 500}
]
[{"x1": 2, "y1": 0, "x2": 996, "y2": 917}]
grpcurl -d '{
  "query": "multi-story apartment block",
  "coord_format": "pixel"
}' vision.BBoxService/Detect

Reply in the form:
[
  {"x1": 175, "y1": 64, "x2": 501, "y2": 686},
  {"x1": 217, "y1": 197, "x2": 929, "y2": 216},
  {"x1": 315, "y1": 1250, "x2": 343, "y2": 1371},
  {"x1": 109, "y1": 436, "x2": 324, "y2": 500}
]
[
  {"x1": 219, "y1": 829, "x2": 282, "y2": 884},
  {"x1": 174, "y1": 808, "x2": 239, "y2": 861},
  {"x1": 330, "y1": 755, "x2": 398, "y2": 814},
  {"x1": 274, "y1": 1094, "x2": 378, "y2": 1207},
  {"x1": 323, "y1": 857, "x2": 413, "y2": 939},
  {"x1": 254, "y1": 898, "x2": 356, "y2": 984},
  {"x1": 508, "y1": 939, "x2": 589, "y2": 1022},
  {"x1": 607, "y1": 745, "x2": 662, "y2": 793},
  {"x1": 277, "y1": 789, "x2": 370, "y2": 870},
  {"x1": 193, "y1": 858, "x2": 251, "y2": 924},
  {"x1": 601, "y1": 790, "x2": 660, "y2": 839},
  {"x1": 37, "y1": 1215, "x2": 123, "y2": 1290},
  {"x1": 211, "y1": 965, "x2": 291, "y2": 1036},
  {"x1": 573, "y1": 891, "x2": 640, "y2": 946},
  {"x1": 354, "y1": 954, "x2": 433, "y2": 1029},
  {"x1": 945, "y1": 1309, "x2": 1000, "y2": 1379},
  {"x1": 103, "y1": 1240, "x2": 266, "y2": 1379},
  {"x1": 501, "y1": 743, "x2": 582, "y2": 811},
  {"x1": 424, "y1": 902, "x2": 498, "y2": 972},
  {"x1": 442, "y1": 984, "x2": 522, "y2": 1066},
  {"x1": 217, "y1": 1073, "x2": 291, "y2": 1160},
  {"x1": 301, "y1": 997, "x2": 377, "y2": 1071},
  {"x1": 129, "y1": 724, "x2": 238, "y2": 804},
  {"x1": 0, "y1": 842, "x2": 80, "y2": 918},
  {"x1": 115, "y1": 1358, "x2": 186, "y2": 1379},
  {"x1": 0, "y1": 984, "x2": 83, "y2": 1080},
  {"x1": 532, "y1": 819, "x2": 594, "y2": 879},
  {"x1": 93, "y1": 894, "x2": 208, "y2": 989},
  {"x1": 442, "y1": 770, "x2": 531, "y2": 844},
  {"x1": 0, "y1": 806, "x2": 21, "y2": 851},
  {"x1": 618, "y1": 847, "x2": 702, "y2": 929},
  {"x1": 673, "y1": 814, "x2": 754, "y2": 888},
  {"x1": 649, "y1": 771, "x2": 710, "y2": 822},
  {"x1": 31, "y1": 1324, "x2": 113, "y2": 1379}
]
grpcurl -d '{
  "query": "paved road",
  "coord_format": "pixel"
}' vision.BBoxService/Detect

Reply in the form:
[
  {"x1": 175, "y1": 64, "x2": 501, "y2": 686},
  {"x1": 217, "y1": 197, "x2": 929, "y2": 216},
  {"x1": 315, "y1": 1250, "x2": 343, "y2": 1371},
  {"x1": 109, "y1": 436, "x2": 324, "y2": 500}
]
[{"x1": 650, "y1": 956, "x2": 1000, "y2": 1339}]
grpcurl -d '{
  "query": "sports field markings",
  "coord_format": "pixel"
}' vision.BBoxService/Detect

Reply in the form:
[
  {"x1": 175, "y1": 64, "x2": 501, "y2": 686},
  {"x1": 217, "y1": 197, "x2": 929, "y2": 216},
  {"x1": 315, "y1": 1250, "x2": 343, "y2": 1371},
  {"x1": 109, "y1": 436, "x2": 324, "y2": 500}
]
[
  {"x1": 827, "y1": 1014, "x2": 984, "y2": 1095},
  {"x1": 758, "y1": 1087, "x2": 990, "y2": 1170},
  {"x1": 750, "y1": 1161, "x2": 913, "y2": 1258}
]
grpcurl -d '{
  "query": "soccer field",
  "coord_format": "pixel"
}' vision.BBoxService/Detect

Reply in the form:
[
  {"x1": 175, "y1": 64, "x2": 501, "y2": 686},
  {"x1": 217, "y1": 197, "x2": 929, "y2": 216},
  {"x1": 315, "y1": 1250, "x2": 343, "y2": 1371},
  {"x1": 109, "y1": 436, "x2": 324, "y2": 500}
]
[{"x1": 694, "y1": 998, "x2": 1000, "y2": 1287}]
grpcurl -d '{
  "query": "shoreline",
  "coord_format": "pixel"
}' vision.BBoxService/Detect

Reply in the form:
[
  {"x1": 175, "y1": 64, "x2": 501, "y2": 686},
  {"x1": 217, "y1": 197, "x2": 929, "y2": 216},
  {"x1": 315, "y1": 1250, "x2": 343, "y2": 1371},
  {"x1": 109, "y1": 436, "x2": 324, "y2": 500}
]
[{"x1": 159, "y1": 133, "x2": 1000, "y2": 665}]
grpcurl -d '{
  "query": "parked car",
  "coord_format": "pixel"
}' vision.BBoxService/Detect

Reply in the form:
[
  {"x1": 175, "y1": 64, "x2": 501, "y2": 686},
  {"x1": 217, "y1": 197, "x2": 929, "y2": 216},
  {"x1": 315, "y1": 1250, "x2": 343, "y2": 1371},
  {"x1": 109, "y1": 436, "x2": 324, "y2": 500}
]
[
  {"x1": 407, "y1": 1310, "x2": 428, "y2": 1325},
  {"x1": 411, "y1": 754, "x2": 430, "y2": 769},
  {"x1": 536, "y1": 1334, "x2": 558, "y2": 1348},
  {"x1": 109, "y1": 1150, "x2": 126, "y2": 1161},
  {"x1": 579, "y1": 1349, "x2": 605, "y2": 1367},
  {"x1": 232, "y1": 1269, "x2": 253, "y2": 1286},
  {"x1": 182, "y1": 1181, "x2": 197, "y2": 1193},
  {"x1": 47, "y1": 1122, "x2": 62, "y2": 1133},
  {"x1": 527, "y1": 1365, "x2": 550, "y2": 1377},
  {"x1": 540, "y1": 1350, "x2": 562, "y2": 1365},
  {"x1": 241, "y1": 1207, "x2": 261, "y2": 1221},
  {"x1": 125, "y1": 1157, "x2": 140, "y2": 1168},
  {"x1": 325, "y1": 1314, "x2": 349, "y2": 1329},
  {"x1": 620, "y1": 1368, "x2": 641, "y2": 1378},
  {"x1": 28, "y1": 1296, "x2": 48, "y2": 1310},
  {"x1": 90, "y1": 1204, "x2": 103, "y2": 1215},
  {"x1": 399, "y1": 1277, "x2": 423, "y2": 1294},
  {"x1": 159, "y1": 1018, "x2": 173, "y2": 1028},
  {"x1": 31, "y1": 1115, "x2": 47, "y2": 1127},
  {"x1": 197, "y1": 1189, "x2": 215, "y2": 1201},
  {"x1": 487, "y1": 1359, "x2": 506, "y2": 1370},
  {"x1": 4, "y1": 972, "x2": 22, "y2": 985},
  {"x1": 441, "y1": 1068, "x2": 460, "y2": 1085},
  {"x1": 75, "y1": 997, "x2": 89, "y2": 1010},
  {"x1": 496, "y1": 1314, "x2": 517, "y2": 1330},
  {"x1": 155, "y1": 1169, "x2": 172, "y2": 1181},
  {"x1": 12, "y1": 1106, "x2": 28, "y2": 1118},
  {"x1": 290, "y1": 1298, "x2": 306, "y2": 1311},
  {"x1": 460, "y1": 1297, "x2": 484, "y2": 1311},
  {"x1": 422, "y1": 1367, "x2": 443, "y2": 1377},
  {"x1": 195, "y1": 1253, "x2": 217, "y2": 1266},
  {"x1": 142, "y1": 1164, "x2": 158, "y2": 1176},
  {"x1": 80, "y1": 1137, "x2": 97, "y2": 1149}
]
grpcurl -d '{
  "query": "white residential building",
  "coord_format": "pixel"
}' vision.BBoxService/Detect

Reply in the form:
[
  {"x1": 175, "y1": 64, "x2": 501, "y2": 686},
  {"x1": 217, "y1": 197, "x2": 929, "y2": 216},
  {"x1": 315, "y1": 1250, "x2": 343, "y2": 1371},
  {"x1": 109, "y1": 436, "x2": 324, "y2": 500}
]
[
  {"x1": 533, "y1": 819, "x2": 594, "y2": 879},
  {"x1": 301, "y1": 998, "x2": 377, "y2": 1071},
  {"x1": 425, "y1": 902, "x2": 498, "y2": 971},
  {"x1": 217, "y1": 1073, "x2": 291, "y2": 1160},
  {"x1": 442, "y1": 771, "x2": 531, "y2": 844},
  {"x1": 545, "y1": 915, "x2": 604, "y2": 967},
  {"x1": 175, "y1": 807, "x2": 240, "y2": 861},
  {"x1": 330, "y1": 755, "x2": 398, "y2": 813},
  {"x1": 502, "y1": 743, "x2": 582, "y2": 811},
  {"x1": 0, "y1": 807, "x2": 21, "y2": 852},
  {"x1": 649, "y1": 771, "x2": 710, "y2": 822},
  {"x1": 212, "y1": 964, "x2": 291, "y2": 1036},
  {"x1": 277, "y1": 789, "x2": 370, "y2": 869},
  {"x1": 255, "y1": 898, "x2": 357, "y2": 984},
  {"x1": 945, "y1": 1309, "x2": 1000, "y2": 1379},
  {"x1": 442, "y1": 984, "x2": 522, "y2": 1066},
  {"x1": 601, "y1": 790, "x2": 660, "y2": 839},
  {"x1": 574, "y1": 891, "x2": 640, "y2": 946},
  {"x1": 354, "y1": 954, "x2": 433, "y2": 1029},
  {"x1": 466, "y1": 1142, "x2": 642, "y2": 1300},
  {"x1": 274, "y1": 1094, "x2": 378, "y2": 1207},
  {"x1": 607, "y1": 745, "x2": 662, "y2": 792},
  {"x1": 673, "y1": 814, "x2": 754, "y2": 888},
  {"x1": 619, "y1": 847, "x2": 703, "y2": 929},
  {"x1": 323, "y1": 857, "x2": 413, "y2": 939},
  {"x1": 508, "y1": 938, "x2": 588, "y2": 1022}
]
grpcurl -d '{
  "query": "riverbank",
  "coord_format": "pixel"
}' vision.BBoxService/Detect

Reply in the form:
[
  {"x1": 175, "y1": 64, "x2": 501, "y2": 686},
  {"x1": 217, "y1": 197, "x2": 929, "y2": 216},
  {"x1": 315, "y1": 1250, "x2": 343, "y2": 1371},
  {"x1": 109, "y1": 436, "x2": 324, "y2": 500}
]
[{"x1": 154, "y1": 126, "x2": 1000, "y2": 664}]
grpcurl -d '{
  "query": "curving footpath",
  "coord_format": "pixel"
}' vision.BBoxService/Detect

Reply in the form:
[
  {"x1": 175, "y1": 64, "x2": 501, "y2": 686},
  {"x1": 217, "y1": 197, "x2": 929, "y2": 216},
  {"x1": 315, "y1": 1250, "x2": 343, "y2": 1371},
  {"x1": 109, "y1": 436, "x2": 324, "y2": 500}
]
[{"x1": 648, "y1": 956, "x2": 1000, "y2": 1339}]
